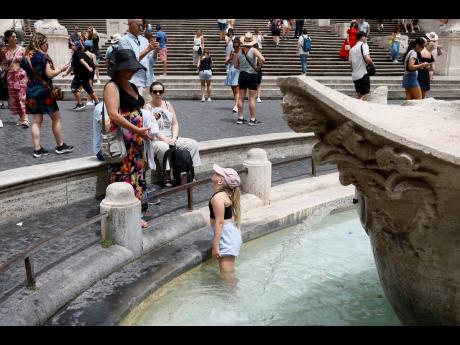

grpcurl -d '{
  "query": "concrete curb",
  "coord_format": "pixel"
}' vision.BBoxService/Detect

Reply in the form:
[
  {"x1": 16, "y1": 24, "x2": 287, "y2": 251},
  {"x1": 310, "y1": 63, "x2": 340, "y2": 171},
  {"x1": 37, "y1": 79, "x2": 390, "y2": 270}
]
[{"x1": 0, "y1": 132, "x2": 315, "y2": 226}]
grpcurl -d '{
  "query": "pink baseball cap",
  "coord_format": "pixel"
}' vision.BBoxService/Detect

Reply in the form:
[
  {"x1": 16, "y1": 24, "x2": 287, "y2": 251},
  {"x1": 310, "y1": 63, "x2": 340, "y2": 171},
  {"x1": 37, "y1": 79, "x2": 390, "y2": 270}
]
[{"x1": 213, "y1": 164, "x2": 241, "y2": 189}]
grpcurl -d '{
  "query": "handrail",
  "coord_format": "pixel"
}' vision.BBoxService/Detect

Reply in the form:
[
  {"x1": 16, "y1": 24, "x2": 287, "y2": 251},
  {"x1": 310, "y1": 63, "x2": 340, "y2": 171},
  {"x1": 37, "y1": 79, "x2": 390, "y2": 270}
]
[
  {"x1": 147, "y1": 155, "x2": 315, "y2": 210},
  {"x1": 0, "y1": 212, "x2": 109, "y2": 289}
]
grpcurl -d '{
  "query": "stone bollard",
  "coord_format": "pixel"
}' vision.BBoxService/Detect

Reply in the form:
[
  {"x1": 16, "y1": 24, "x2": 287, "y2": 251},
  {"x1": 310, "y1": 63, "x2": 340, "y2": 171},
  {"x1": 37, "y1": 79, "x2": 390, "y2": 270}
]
[
  {"x1": 242, "y1": 148, "x2": 272, "y2": 206},
  {"x1": 100, "y1": 182, "x2": 142, "y2": 257}
]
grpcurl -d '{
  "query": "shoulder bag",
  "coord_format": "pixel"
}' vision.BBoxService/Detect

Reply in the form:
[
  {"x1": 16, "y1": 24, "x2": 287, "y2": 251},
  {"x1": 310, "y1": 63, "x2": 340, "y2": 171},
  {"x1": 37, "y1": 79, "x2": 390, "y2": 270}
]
[
  {"x1": 100, "y1": 82, "x2": 127, "y2": 163},
  {"x1": 26, "y1": 55, "x2": 64, "y2": 100},
  {"x1": 242, "y1": 48, "x2": 262, "y2": 80},
  {"x1": 360, "y1": 43, "x2": 376, "y2": 76}
]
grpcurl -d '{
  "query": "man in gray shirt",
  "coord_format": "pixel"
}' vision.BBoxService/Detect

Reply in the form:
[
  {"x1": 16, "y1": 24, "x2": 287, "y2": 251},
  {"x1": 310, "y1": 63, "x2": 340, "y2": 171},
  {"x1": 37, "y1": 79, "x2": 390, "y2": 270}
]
[{"x1": 119, "y1": 19, "x2": 159, "y2": 101}]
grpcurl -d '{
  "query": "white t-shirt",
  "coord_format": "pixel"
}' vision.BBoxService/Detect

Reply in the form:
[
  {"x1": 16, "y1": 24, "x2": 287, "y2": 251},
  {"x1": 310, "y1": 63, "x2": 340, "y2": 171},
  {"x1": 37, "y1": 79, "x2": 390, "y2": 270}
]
[
  {"x1": 349, "y1": 41, "x2": 370, "y2": 81},
  {"x1": 298, "y1": 35, "x2": 311, "y2": 55},
  {"x1": 217, "y1": 19, "x2": 227, "y2": 24}
]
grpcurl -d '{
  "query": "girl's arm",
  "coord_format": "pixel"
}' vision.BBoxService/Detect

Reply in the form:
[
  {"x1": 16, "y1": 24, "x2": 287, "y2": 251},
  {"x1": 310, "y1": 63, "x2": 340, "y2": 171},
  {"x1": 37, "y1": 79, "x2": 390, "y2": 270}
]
[{"x1": 211, "y1": 193, "x2": 226, "y2": 259}]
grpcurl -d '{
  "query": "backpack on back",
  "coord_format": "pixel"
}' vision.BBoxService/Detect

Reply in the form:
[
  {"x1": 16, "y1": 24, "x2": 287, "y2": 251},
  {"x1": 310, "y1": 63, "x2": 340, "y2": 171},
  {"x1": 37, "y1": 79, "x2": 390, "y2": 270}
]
[
  {"x1": 163, "y1": 146, "x2": 195, "y2": 186},
  {"x1": 302, "y1": 35, "x2": 312, "y2": 52}
]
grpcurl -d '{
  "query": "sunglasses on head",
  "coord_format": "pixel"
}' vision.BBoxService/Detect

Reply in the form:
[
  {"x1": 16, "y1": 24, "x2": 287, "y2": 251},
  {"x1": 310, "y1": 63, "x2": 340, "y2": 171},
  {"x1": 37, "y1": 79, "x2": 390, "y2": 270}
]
[{"x1": 151, "y1": 89, "x2": 164, "y2": 95}]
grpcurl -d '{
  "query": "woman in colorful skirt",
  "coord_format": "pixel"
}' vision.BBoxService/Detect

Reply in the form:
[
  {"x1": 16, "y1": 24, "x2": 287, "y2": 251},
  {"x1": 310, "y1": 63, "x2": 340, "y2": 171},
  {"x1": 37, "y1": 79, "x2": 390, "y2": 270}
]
[
  {"x1": 103, "y1": 49, "x2": 153, "y2": 229},
  {"x1": 1, "y1": 30, "x2": 28, "y2": 127}
]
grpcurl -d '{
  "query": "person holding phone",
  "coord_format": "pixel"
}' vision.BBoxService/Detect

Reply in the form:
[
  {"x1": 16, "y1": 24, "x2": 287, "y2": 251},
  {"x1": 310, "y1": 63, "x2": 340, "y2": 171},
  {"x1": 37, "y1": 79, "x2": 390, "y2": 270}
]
[{"x1": 155, "y1": 24, "x2": 168, "y2": 76}]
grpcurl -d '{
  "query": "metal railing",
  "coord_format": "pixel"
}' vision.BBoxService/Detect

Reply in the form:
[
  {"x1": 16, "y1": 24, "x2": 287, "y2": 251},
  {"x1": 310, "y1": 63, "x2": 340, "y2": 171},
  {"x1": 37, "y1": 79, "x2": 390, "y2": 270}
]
[
  {"x1": 146, "y1": 155, "x2": 316, "y2": 210},
  {"x1": 0, "y1": 212, "x2": 109, "y2": 289}
]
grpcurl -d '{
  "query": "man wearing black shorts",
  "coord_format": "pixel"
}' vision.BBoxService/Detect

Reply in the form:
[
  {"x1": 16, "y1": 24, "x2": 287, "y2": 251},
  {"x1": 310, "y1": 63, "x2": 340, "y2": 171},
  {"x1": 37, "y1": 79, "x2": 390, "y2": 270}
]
[
  {"x1": 70, "y1": 42, "x2": 99, "y2": 110},
  {"x1": 349, "y1": 31, "x2": 373, "y2": 99}
]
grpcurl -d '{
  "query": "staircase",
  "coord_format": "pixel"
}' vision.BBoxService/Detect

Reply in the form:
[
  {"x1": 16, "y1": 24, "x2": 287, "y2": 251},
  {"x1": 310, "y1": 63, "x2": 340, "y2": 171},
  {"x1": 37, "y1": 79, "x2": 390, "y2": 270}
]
[
  {"x1": 24, "y1": 18, "x2": 414, "y2": 77},
  {"x1": 24, "y1": 19, "x2": 460, "y2": 100}
]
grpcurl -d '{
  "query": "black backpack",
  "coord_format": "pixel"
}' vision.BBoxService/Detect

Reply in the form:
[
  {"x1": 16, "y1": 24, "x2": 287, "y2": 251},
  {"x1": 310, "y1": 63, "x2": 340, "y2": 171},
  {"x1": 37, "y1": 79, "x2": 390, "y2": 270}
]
[{"x1": 163, "y1": 145, "x2": 195, "y2": 186}]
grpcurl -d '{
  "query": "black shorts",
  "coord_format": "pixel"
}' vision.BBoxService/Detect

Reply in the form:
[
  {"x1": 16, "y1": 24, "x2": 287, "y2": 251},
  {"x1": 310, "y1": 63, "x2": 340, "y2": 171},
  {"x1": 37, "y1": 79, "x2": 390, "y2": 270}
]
[
  {"x1": 257, "y1": 69, "x2": 263, "y2": 85},
  {"x1": 238, "y1": 71, "x2": 258, "y2": 90},
  {"x1": 353, "y1": 74, "x2": 370, "y2": 95},
  {"x1": 271, "y1": 29, "x2": 281, "y2": 36},
  {"x1": 71, "y1": 75, "x2": 93, "y2": 94}
]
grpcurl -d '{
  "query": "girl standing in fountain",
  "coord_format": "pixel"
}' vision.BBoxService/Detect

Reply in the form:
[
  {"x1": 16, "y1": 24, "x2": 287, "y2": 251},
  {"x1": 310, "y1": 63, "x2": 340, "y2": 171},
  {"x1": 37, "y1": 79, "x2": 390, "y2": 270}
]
[{"x1": 209, "y1": 164, "x2": 242, "y2": 285}]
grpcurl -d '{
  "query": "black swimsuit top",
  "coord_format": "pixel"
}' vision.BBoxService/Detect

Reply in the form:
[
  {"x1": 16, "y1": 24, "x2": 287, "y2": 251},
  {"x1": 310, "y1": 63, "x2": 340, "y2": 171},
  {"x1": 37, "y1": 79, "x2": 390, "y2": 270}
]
[{"x1": 209, "y1": 191, "x2": 233, "y2": 220}]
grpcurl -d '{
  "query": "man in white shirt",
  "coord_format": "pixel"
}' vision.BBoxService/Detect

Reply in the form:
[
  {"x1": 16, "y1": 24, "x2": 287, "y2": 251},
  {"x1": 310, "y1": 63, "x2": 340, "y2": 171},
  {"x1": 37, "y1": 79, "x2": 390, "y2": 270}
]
[
  {"x1": 119, "y1": 19, "x2": 159, "y2": 102},
  {"x1": 349, "y1": 31, "x2": 374, "y2": 99},
  {"x1": 297, "y1": 28, "x2": 311, "y2": 75}
]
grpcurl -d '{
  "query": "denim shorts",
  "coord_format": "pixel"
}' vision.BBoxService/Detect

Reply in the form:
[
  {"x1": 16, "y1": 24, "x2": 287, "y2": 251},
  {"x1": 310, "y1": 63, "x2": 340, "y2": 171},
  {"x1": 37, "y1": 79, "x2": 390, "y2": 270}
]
[
  {"x1": 199, "y1": 70, "x2": 212, "y2": 80},
  {"x1": 208, "y1": 222, "x2": 243, "y2": 257},
  {"x1": 402, "y1": 72, "x2": 420, "y2": 89}
]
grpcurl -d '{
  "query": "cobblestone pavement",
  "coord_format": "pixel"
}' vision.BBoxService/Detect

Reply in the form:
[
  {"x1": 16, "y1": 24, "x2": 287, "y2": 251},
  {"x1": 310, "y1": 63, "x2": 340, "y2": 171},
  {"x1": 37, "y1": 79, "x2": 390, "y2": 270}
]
[
  {"x1": 0, "y1": 99, "x2": 292, "y2": 172},
  {"x1": 0, "y1": 158, "x2": 336, "y2": 302}
]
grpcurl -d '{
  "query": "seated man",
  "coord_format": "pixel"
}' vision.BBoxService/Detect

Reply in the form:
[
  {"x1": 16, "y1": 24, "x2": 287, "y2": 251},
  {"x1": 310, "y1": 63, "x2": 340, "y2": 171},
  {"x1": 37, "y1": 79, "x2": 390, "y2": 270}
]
[{"x1": 143, "y1": 81, "x2": 201, "y2": 187}]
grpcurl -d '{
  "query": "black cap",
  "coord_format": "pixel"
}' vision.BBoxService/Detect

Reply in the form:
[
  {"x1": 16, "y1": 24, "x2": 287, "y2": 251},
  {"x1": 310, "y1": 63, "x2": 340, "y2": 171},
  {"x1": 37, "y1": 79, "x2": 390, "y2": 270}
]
[{"x1": 109, "y1": 49, "x2": 146, "y2": 77}]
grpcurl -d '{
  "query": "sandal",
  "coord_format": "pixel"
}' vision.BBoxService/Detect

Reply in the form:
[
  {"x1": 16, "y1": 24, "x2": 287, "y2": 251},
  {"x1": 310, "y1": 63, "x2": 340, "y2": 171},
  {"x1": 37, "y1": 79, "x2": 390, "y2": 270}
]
[{"x1": 141, "y1": 219, "x2": 149, "y2": 229}]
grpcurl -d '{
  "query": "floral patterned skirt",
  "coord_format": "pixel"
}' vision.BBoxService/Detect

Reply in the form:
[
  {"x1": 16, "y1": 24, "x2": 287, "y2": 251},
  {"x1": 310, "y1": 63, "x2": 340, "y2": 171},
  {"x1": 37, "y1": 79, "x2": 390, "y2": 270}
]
[{"x1": 108, "y1": 109, "x2": 146, "y2": 201}]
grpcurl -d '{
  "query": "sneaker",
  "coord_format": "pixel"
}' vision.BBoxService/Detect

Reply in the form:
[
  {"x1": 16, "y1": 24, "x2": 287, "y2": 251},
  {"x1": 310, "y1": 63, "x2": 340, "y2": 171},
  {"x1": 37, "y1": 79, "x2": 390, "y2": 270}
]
[
  {"x1": 248, "y1": 119, "x2": 263, "y2": 126},
  {"x1": 33, "y1": 147, "x2": 49, "y2": 158},
  {"x1": 257, "y1": 97, "x2": 262, "y2": 103},
  {"x1": 236, "y1": 118, "x2": 248, "y2": 125},
  {"x1": 0, "y1": 120, "x2": 3, "y2": 128},
  {"x1": 86, "y1": 101, "x2": 94, "y2": 106},
  {"x1": 73, "y1": 103, "x2": 86, "y2": 111},
  {"x1": 201, "y1": 97, "x2": 205, "y2": 102},
  {"x1": 55, "y1": 143, "x2": 74, "y2": 154},
  {"x1": 207, "y1": 97, "x2": 212, "y2": 102},
  {"x1": 411, "y1": 30, "x2": 415, "y2": 33},
  {"x1": 96, "y1": 79, "x2": 101, "y2": 85},
  {"x1": 392, "y1": 60, "x2": 399, "y2": 63},
  {"x1": 232, "y1": 105, "x2": 238, "y2": 113}
]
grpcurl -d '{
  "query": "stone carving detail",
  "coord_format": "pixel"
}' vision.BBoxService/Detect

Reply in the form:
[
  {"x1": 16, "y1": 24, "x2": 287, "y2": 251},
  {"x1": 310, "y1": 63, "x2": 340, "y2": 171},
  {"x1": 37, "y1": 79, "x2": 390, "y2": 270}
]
[
  {"x1": 312, "y1": 121, "x2": 438, "y2": 242},
  {"x1": 280, "y1": 90, "x2": 328, "y2": 135}
]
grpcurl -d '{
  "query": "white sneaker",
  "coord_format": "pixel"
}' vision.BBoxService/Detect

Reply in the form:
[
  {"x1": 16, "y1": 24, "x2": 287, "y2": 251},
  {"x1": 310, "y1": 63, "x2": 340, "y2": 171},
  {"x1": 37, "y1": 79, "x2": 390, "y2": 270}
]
[
  {"x1": 96, "y1": 79, "x2": 101, "y2": 85},
  {"x1": 201, "y1": 97, "x2": 205, "y2": 102},
  {"x1": 411, "y1": 30, "x2": 415, "y2": 33},
  {"x1": 392, "y1": 60, "x2": 399, "y2": 63},
  {"x1": 207, "y1": 97, "x2": 212, "y2": 102},
  {"x1": 0, "y1": 120, "x2": 3, "y2": 128},
  {"x1": 232, "y1": 105, "x2": 238, "y2": 112},
  {"x1": 257, "y1": 97, "x2": 262, "y2": 103},
  {"x1": 86, "y1": 101, "x2": 94, "y2": 106}
]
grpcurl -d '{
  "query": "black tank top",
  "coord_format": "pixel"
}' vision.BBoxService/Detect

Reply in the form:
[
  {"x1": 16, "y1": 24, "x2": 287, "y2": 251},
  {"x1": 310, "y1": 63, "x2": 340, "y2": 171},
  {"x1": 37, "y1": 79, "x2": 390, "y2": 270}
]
[
  {"x1": 209, "y1": 191, "x2": 233, "y2": 220},
  {"x1": 110, "y1": 79, "x2": 144, "y2": 112}
]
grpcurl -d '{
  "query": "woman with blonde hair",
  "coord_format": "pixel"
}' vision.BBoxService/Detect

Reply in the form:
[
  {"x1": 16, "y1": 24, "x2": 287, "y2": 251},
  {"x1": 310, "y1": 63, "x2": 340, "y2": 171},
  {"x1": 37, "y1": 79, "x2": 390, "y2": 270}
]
[
  {"x1": 209, "y1": 164, "x2": 242, "y2": 284},
  {"x1": 20, "y1": 32, "x2": 72, "y2": 158}
]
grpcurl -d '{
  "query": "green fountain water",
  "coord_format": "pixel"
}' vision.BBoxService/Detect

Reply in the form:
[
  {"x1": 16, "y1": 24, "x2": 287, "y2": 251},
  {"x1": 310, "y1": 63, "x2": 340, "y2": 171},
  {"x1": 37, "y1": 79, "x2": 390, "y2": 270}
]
[{"x1": 123, "y1": 209, "x2": 401, "y2": 326}]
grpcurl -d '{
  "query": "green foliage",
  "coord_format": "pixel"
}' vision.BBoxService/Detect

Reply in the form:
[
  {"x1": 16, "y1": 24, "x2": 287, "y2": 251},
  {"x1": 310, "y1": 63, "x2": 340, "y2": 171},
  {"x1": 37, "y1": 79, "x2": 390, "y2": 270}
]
[{"x1": 100, "y1": 239, "x2": 115, "y2": 248}]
